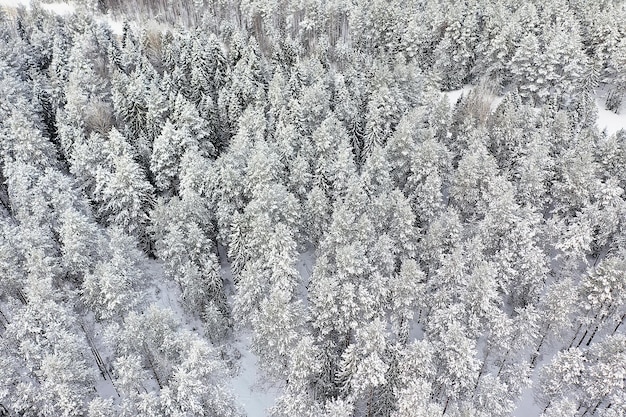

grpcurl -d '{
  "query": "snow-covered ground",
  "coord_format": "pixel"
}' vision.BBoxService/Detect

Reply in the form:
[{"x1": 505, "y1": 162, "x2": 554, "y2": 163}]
[
  {"x1": 444, "y1": 86, "x2": 626, "y2": 136},
  {"x1": 103, "y1": 13, "x2": 124, "y2": 35},
  {"x1": 41, "y1": 1, "x2": 74, "y2": 14},
  {"x1": 228, "y1": 331, "x2": 284, "y2": 417},
  {"x1": 445, "y1": 86, "x2": 475, "y2": 108},
  {"x1": 513, "y1": 386, "x2": 541, "y2": 417},
  {"x1": 595, "y1": 90, "x2": 626, "y2": 135}
]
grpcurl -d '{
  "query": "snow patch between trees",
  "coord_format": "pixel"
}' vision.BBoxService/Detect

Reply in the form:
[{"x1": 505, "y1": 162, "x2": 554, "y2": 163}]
[
  {"x1": 595, "y1": 90, "x2": 626, "y2": 135},
  {"x1": 445, "y1": 86, "x2": 626, "y2": 135},
  {"x1": 228, "y1": 331, "x2": 283, "y2": 417}
]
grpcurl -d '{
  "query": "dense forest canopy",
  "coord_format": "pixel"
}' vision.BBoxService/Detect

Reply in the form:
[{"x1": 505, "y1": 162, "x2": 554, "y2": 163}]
[{"x1": 0, "y1": 0, "x2": 625, "y2": 416}]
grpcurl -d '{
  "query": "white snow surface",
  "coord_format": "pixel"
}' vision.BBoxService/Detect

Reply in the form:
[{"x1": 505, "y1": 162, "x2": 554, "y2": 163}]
[
  {"x1": 41, "y1": 1, "x2": 74, "y2": 14},
  {"x1": 513, "y1": 386, "x2": 541, "y2": 417},
  {"x1": 228, "y1": 331, "x2": 284, "y2": 417},
  {"x1": 295, "y1": 247, "x2": 315, "y2": 305},
  {"x1": 104, "y1": 13, "x2": 124, "y2": 35},
  {"x1": 445, "y1": 86, "x2": 474, "y2": 108},
  {"x1": 595, "y1": 90, "x2": 626, "y2": 135}
]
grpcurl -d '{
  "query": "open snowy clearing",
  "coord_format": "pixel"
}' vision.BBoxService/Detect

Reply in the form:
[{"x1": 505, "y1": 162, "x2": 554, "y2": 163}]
[
  {"x1": 595, "y1": 90, "x2": 626, "y2": 135},
  {"x1": 444, "y1": 86, "x2": 626, "y2": 135},
  {"x1": 228, "y1": 331, "x2": 284, "y2": 417}
]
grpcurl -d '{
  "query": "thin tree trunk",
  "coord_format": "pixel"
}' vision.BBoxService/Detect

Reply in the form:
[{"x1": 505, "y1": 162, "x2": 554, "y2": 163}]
[
  {"x1": 533, "y1": 324, "x2": 550, "y2": 366},
  {"x1": 593, "y1": 251, "x2": 602, "y2": 267},
  {"x1": 590, "y1": 398, "x2": 604, "y2": 416},
  {"x1": 16, "y1": 289, "x2": 27, "y2": 305},
  {"x1": 442, "y1": 397, "x2": 449, "y2": 415},
  {"x1": 580, "y1": 405, "x2": 591, "y2": 416},
  {"x1": 80, "y1": 323, "x2": 120, "y2": 397},
  {"x1": 586, "y1": 324, "x2": 600, "y2": 346},
  {"x1": 496, "y1": 347, "x2": 511, "y2": 377},
  {"x1": 543, "y1": 400, "x2": 552, "y2": 413},
  {"x1": 0, "y1": 308, "x2": 8, "y2": 325},
  {"x1": 584, "y1": 308, "x2": 609, "y2": 346},
  {"x1": 144, "y1": 347, "x2": 163, "y2": 390},
  {"x1": 576, "y1": 329, "x2": 589, "y2": 348},
  {"x1": 474, "y1": 351, "x2": 488, "y2": 391},
  {"x1": 613, "y1": 314, "x2": 625, "y2": 335},
  {"x1": 569, "y1": 322, "x2": 583, "y2": 348},
  {"x1": 496, "y1": 358, "x2": 506, "y2": 377}
]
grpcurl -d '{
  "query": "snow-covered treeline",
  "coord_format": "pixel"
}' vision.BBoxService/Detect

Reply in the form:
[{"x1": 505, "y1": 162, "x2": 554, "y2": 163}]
[{"x1": 0, "y1": 0, "x2": 625, "y2": 416}]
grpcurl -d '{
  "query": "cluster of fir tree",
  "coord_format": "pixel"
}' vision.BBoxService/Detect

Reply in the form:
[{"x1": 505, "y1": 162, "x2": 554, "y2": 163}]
[
  {"x1": 0, "y1": 1, "x2": 625, "y2": 417},
  {"x1": 91, "y1": 0, "x2": 626, "y2": 110}
]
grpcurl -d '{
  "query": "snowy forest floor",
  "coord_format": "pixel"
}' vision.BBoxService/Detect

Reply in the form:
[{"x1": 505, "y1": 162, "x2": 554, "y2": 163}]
[{"x1": 228, "y1": 331, "x2": 283, "y2": 417}]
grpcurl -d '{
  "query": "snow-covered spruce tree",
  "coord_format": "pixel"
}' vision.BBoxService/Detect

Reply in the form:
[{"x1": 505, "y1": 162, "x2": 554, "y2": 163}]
[
  {"x1": 509, "y1": 33, "x2": 543, "y2": 104},
  {"x1": 348, "y1": 0, "x2": 404, "y2": 56},
  {"x1": 162, "y1": 338, "x2": 241, "y2": 417},
  {"x1": 106, "y1": 306, "x2": 241, "y2": 416},
  {"x1": 384, "y1": 110, "x2": 420, "y2": 192},
  {"x1": 336, "y1": 319, "x2": 389, "y2": 416},
  {"x1": 309, "y1": 114, "x2": 356, "y2": 200},
  {"x1": 574, "y1": 254, "x2": 626, "y2": 348},
  {"x1": 293, "y1": 80, "x2": 332, "y2": 139},
  {"x1": 432, "y1": 5, "x2": 480, "y2": 90},
  {"x1": 404, "y1": 133, "x2": 451, "y2": 227},
  {"x1": 537, "y1": 347, "x2": 585, "y2": 412},
  {"x1": 57, "y1": 28, "x2": 113, "y2": 159},
  {"x1": 111, "y1": 67, "x2": 152, "y2": 162},
  {"x1": 606, "y1": 35, "x2": 626, "y2": 108},
  {"x1": 426, "y1": 307, "x2": 481, "y2": 413},
  {"x1": 171, "y1": 92, "x2": 216, "y2": 156},
  {"x1": 82, "y1": 227, "x2": 149, "y2": 322},
  {"x1": 218, "y1": 36, "x2": 268, "y2": 136},
  {"x1": 91, "y1": 128, "x2": 155, "y2": 247},
  {"x1": 471, "y1": 2, "x2": 518, "y2": 88},
  {"x1": 539, "y1": 17, "x2": 589, "y2": 108},
  {"x1": 58, "y1": 207, "x2": 104, "y2": 280},
  {"x1": 212, "y1": 104, "x2": 265, "y2": 246},
  {"x1": 150, "y1": 120, "x2": 203, "y2": 193},
  {"x1": 448, "y1": 140, "x2": 500, "y2": 221},
  {"x1": 308, "y1": 175, "x2": 394, "y2": 403},
  {"x1": 0, "y1": 110, "x2": 58, "y2": 171},
  {"x1": 232, "y1": 186, "x2": 303, "y2": 376},
  {"x1": 0, "y1": 247, "x2": 97, "y2": 416}
]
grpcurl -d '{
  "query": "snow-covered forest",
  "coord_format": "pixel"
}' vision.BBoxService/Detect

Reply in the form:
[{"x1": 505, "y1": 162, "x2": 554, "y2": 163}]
[{"x1": 0, "y1": 0, "x2": 625, "y2": 416}]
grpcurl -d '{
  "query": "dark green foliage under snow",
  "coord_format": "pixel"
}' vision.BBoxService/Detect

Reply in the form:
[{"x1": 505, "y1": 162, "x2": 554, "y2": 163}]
[{"x1": 0, "y1": 0, "x2": 625, "y2": 416}]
